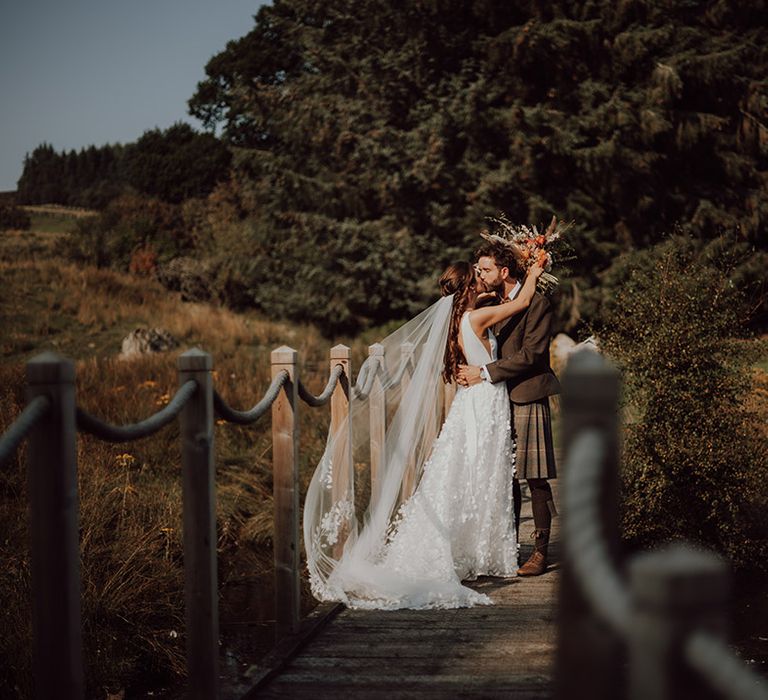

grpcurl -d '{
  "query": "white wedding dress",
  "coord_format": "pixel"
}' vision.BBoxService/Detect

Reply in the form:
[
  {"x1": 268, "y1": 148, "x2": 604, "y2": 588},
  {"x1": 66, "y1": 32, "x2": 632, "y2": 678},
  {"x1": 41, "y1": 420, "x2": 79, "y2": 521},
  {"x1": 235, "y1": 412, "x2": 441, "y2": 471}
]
[{"x1": 311, "y1": 310, "x2": 518, "y2": 610}]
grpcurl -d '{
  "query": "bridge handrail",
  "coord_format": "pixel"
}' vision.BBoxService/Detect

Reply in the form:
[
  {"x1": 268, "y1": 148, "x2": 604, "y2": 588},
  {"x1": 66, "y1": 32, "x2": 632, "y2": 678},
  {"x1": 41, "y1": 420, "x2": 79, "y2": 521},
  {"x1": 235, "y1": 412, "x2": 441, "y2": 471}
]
[
  {"x1": 298, "y1": 364, "x2": 344, "y2": 407},
  {"x1": 0, "y1": 395, "x2": 51, "y2": 468},
  {"x1": 686, "y1": 632, "x2": 768, "y2": 700},
  {"x1": 378, "y1": 354, "x2": 413, "y2": 388},
  {"x1": 214, "y1": 370, "x2": 288, "y2": 423},
  {"x1": 559, "y1": 350, "x2": 768, "y2": 700},
  {"x1": 76, "y1": 380, "x2": 197, "y2": 442},
  {"x1": 2, "y1": 339, "x2": 427, "y2": 700},
  {"x1": 562, "y1": 428, "x2": 631, "y2": 636},
  {"x1": 351, "y1": 356, "x2": 377, "y2": 399}
]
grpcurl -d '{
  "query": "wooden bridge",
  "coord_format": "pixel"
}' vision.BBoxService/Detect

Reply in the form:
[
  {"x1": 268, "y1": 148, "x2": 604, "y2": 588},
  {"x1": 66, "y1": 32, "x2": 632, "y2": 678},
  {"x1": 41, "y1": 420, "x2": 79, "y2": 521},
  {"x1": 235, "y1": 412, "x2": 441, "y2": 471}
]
[
  {"x1": 244, "y1": 485, "x2": 560, "y2": 699},
  {"x1": 1, "y1": 346, "x2": 767, "y2": 700}
]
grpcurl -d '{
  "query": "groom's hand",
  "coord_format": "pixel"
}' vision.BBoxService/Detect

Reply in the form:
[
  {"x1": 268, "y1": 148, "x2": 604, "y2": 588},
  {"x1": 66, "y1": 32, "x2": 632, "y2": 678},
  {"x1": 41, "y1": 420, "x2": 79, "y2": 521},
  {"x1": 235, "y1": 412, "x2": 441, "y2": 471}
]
[{"x1": 457, "y1": 364, "x2": 482, "y2": 387}]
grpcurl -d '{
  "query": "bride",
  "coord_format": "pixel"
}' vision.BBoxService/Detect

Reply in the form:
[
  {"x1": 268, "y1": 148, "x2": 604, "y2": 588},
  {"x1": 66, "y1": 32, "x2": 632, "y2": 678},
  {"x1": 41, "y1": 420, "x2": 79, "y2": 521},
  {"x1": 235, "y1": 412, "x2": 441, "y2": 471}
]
[{"x1": 304, "y1": 258, "x2": 545, "y2": 609}]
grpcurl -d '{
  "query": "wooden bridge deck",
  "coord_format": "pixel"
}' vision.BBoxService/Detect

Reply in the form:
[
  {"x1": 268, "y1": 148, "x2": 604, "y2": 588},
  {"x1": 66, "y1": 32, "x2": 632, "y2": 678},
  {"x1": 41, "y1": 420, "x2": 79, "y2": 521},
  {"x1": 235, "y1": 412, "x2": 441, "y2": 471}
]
[{"x1": 252, "y1": 483, "x2": 560, "y2": 699}]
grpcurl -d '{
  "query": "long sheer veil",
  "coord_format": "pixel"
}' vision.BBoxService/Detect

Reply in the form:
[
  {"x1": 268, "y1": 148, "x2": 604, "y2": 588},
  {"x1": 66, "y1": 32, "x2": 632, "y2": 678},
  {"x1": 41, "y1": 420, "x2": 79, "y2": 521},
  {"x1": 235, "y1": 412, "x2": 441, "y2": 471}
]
[{"x1": 303, "y1": 294, "x2": 455, "y2": 604}]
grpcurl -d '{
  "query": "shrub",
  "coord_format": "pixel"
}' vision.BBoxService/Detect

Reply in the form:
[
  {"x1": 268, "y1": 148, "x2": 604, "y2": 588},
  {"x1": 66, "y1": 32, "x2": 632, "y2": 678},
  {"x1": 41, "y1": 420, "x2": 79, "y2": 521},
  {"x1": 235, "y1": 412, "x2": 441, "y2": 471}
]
[
  {"x1": 156, "y1": 256, "x2": 215, "y2": 302},
  {"x1": 61, "y1": 194, "x2": 192, "y2": 270},
  {"x1": 597, "y1": 235, "x2": 768, "y2": 568},
  {"x1": 128, "y1": 245, "x2": 159, "y2": 276},
  {"x1": 0, "y1": 205, "x2": 31, "y2": 231}
]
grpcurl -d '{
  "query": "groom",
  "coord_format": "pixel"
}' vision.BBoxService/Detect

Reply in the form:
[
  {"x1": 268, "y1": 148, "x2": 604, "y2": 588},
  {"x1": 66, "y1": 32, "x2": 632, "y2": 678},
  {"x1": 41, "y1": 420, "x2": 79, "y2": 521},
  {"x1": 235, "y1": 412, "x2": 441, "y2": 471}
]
[{"x1": 458, "y1": 241, "x2": 560, "y2": 576}]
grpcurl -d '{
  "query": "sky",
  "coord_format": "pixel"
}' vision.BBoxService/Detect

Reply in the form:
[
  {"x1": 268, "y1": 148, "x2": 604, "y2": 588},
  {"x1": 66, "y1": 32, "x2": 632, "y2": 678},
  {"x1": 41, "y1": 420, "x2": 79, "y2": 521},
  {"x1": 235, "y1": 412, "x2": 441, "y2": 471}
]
[{"x1": 0, "y1": 1, "x2": 269, "y2": 192}]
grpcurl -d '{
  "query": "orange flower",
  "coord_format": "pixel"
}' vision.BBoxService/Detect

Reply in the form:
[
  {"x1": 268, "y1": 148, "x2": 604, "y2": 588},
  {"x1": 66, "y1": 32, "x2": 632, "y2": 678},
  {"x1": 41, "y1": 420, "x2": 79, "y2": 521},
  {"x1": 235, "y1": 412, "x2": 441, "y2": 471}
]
[{"x1": 536, "y1": 235, "x2": 546, "y2": 246}]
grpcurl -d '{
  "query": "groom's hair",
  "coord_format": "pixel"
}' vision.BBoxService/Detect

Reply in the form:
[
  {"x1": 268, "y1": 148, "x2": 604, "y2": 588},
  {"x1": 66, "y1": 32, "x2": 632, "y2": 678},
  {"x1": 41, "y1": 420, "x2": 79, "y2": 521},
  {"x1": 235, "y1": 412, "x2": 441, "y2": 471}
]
[{"x1": 475, "y1": 242, "x2": 524, "y2": 279}]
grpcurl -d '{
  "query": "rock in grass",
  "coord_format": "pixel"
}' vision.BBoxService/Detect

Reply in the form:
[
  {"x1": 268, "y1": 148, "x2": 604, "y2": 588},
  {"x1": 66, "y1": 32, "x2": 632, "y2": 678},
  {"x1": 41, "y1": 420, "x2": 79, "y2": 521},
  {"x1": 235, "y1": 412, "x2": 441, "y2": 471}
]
[{"x1": 120, "y1": 328, "x2": 178, "y2": 359}]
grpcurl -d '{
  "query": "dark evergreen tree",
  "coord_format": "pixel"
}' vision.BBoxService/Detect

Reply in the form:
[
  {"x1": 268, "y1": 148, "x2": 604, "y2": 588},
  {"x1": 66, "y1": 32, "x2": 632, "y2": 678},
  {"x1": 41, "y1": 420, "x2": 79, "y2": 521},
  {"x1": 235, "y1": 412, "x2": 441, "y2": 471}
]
[
  {"x1": 189, "y1": 0, "x2": 768, "y2": 332},
  {"x1": 122, "y1": 123, "x2": 232, "y2": 204},
  {"x1": 16, "y1": 142, "x2": 127, "y2": 208},
  {"x1": 15, "y1": 125, "x2": 230, "y2": 209}
]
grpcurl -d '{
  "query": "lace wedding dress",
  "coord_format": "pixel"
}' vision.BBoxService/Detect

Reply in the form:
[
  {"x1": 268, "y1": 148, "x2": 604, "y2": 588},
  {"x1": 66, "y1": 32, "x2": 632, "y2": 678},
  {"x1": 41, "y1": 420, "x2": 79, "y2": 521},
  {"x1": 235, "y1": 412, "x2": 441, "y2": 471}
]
[{"x1": 305, "y1": 302, "x2": 518, "y2": 610}]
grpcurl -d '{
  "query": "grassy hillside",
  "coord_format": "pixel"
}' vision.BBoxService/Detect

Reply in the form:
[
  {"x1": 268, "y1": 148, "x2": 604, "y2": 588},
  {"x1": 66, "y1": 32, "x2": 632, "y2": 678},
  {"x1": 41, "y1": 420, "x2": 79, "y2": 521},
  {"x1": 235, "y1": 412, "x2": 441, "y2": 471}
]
[{"x1": 0, "y1": 212, "x2": 369, "y2": 697}]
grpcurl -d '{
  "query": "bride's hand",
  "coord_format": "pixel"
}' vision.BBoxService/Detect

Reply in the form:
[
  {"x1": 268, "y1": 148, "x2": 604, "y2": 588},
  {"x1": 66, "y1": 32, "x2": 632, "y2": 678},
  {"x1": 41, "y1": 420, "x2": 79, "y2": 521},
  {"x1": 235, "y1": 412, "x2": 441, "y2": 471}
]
[
  {"x1": 475, "y1": 291, "x2": 498, "y2": 305},
  {"x1": 529, "y1": 261, "x2": 545, "y2": 278}
]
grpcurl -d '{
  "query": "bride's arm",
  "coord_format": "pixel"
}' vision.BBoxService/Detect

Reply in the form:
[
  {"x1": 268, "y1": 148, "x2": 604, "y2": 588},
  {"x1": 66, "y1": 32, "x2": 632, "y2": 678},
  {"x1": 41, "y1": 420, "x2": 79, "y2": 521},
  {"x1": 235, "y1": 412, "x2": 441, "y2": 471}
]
[{"x1": 469, "y1": 263, "x2": 544, "y2": 334}]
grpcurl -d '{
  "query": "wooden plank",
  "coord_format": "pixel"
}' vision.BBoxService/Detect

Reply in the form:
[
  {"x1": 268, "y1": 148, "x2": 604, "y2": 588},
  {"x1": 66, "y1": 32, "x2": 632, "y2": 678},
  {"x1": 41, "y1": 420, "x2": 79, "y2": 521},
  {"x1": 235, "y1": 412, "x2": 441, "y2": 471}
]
[
  {"x1": 26, "y1": 353, "x2": 83, "y2": 700},
  {"x1": 178, "y1": 349, "x2": 218, "y2": 700},
  {"x1": 368, "y1": 343, "x2": 385, "y2": 499},
  {"x1": 259, "y1": 671, "x2": 552, "y2": 686},
  {"x1": 257, "y1": 686, "x2": 553, "y2": 700},
  {"x1": 329, "y1": 344, "x2": 352, "y2": 559},
  {"x1": 233, "y1": 603, "x2": 344, "y2": 699},
  {"x1": 254, "y1": 482, "x2": 561, "y2": 698},
  {"x1": 288, "y1": 651, "x2": 555, "y2": 668},
  {"x1": 271, "y1": 346, "x2": 300, "y2": 639},
  {"x1": 556, "y1": 354, "x2": 622, "y2": 700},
  {"x1": 399, "y1": 343, "x2": 416, "y2": 502}
]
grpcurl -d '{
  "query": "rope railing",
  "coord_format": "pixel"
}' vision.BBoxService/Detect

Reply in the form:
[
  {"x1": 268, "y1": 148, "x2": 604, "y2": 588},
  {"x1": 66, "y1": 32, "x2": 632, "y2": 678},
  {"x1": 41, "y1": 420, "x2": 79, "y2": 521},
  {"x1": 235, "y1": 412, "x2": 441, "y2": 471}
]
[
  {"x1": 3, "y1": 345, "x2": 362, "y2": 700},
  {"x1": 378, "y1": 355, "x2": 413, "y2": 388},
  {"x1": 352, "y1": 356, "x2": 378, "y2": 400},
  {"x1": 213, "y1": 369, "x2": 288, "y2": 424},
  {"x1": 558, "y1": 350, "x2": 768, "y2": 700},
  {"x1": 76, "y1": 380, "x2": 197, "y2": 442},
  {"x1": 0, "y1": 395, "x2": 51, "y2": 468},
  {"x1": 687, "y1": 632, "x2": 768, "y2": 700},
  {"x1": 669, "y1": 591, "x2": 768, "y2": 698},
  {"x1": 562, "y1": 428, "x2": 631, "y2": 636},
  {"x1": 298, "y1": 364, "x2": 344, "y2": 407}
]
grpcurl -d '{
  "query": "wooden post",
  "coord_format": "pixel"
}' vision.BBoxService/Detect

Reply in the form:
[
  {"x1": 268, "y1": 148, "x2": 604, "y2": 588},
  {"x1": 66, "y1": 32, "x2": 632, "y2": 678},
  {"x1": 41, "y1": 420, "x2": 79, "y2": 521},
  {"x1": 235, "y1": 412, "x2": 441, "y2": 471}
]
[
  {"x1": 26, "y1": 352, "x2": 83, "y2": 700},
  {"x1": 330, "y1": 344, "x2": 352, "y2": 559},
  {"x1": 399, "y1": 343, "x2": 417, "y2": 502},
  {"x1": 178, "y1": 349, "x2": 218, "y2": 700},
  {"x1": 555, "y1": 349, "x2": 624, "y2": 700},
  {"x1": 368, "y1": 343, "x2": 385, "y2": 502},
  {"x1": 271, "y1": 346, "x2": 300, "y2": 638},
  {"x1": 628, "y1": 545, "x2": 729, "y2": 700}
]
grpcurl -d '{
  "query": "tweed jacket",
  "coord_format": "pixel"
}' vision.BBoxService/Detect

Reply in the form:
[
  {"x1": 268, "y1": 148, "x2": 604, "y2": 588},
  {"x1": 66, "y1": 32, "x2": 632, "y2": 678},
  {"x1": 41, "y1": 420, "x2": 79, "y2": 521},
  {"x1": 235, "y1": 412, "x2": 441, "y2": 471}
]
[{"x1": 485, "y1": 290, "x2": 561, "y2": 404}]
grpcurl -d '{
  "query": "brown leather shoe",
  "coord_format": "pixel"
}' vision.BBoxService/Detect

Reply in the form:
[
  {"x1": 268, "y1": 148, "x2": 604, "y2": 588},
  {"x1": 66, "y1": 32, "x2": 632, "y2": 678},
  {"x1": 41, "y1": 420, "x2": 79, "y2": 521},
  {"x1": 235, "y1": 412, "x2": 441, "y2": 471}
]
[{"x1": 517, "y1": 550, "x2": 547, "y2": 576}]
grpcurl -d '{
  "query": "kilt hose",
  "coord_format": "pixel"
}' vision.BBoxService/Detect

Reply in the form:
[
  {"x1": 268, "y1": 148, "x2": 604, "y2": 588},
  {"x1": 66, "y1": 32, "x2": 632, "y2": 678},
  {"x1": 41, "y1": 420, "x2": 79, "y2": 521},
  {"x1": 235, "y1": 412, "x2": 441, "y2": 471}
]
[{"x1": 512, "y1": 397, "x2": 557, "y2": 480}]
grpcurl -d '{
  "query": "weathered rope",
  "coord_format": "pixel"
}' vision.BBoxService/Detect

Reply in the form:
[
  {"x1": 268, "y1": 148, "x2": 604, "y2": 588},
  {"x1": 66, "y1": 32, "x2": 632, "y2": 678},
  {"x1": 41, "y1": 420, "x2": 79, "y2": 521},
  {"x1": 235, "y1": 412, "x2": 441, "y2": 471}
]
[
  {"x1": 213, "y1": 370, "x2": 288, "y2": 425},
  {"x1": 298, "y1": 364, "x2": 344, "y2": 407},
  {"x1": 352, "y1": 357, "x2": 378, "y2": 400},
  {"x1": 565, "y1": 428, "x2": 768, "y2": 699},
  {"x1": 686, "y1": 630, "x2": 768, "y2": 700},
  {"x1": 76, "y1": 380, "x2": 197, "y2": 442},
  {"x1": 562, "y1": 428, "x2": 632, "y2": 636},
  {"x1": 386, "y1": 356, "x2": 413, "y2": 388},
  {"x1": 0, "y1": 395, "x2": 51, "y2": 467}
]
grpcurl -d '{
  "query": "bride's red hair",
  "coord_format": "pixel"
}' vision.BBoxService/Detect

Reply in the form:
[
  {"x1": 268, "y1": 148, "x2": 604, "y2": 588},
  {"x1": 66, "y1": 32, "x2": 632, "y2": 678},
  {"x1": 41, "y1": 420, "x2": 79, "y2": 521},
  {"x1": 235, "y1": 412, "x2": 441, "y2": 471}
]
[{"x1": 439, "y1": 261, "x2": 476, "y2": 384}]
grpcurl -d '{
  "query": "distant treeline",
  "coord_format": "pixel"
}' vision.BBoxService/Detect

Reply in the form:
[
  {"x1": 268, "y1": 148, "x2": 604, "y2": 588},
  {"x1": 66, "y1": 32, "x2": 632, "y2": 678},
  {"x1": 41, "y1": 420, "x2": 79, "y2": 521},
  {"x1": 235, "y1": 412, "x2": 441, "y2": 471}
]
[{"x1": 16, "y1": 123, "x2": 231, "y2": 208}]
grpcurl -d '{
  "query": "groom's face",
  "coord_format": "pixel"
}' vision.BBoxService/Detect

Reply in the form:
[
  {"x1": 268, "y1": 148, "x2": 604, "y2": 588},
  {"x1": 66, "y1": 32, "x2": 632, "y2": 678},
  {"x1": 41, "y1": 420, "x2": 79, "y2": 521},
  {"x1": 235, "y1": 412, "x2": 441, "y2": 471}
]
[{"x1": 476, "y1": 256, "x2": 506, "y2": 294}]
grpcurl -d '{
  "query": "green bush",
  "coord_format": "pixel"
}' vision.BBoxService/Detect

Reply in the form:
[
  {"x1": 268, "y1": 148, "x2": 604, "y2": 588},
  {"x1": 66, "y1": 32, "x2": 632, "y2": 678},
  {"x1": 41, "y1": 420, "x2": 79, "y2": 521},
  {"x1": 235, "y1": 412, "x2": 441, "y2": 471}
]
[
  {"x1": 597, "y1": 235, "x2": 768, "y2": 568},
  {"x1": 60, "y1": 194, "x2": 193, "y2": 270}
]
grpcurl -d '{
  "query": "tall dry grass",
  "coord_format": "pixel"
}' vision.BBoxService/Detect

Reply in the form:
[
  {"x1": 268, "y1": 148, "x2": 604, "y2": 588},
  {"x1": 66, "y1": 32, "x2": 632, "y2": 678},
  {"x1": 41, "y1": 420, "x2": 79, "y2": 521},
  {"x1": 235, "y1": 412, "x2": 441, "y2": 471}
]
[{"x1": 0, "y1": 257, "x2": 362, "y2": 697}]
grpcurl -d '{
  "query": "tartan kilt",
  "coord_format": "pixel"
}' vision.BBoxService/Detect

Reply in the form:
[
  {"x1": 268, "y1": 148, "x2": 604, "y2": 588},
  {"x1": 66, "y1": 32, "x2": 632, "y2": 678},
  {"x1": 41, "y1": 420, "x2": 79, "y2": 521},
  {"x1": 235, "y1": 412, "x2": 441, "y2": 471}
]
[{"x1": 512, "y1": 398, "x2": 557, "y2": 480}]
